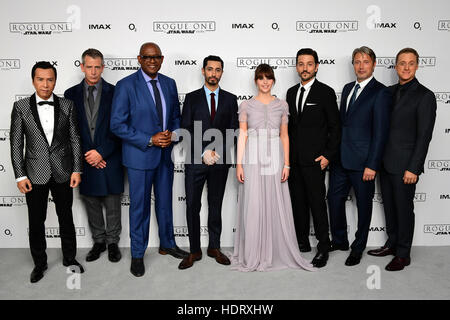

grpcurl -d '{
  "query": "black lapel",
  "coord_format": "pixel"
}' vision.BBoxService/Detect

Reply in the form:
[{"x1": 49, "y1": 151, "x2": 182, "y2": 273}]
[
  {"x1": 289, "y1": 84, "x2": 300, "y2": 119},
  {"x1": 29, "y1": 93, "x2": 49, "y2": 145},
  {"x1": 346, "y1": 78, "x2": 376, "y2": 118}
]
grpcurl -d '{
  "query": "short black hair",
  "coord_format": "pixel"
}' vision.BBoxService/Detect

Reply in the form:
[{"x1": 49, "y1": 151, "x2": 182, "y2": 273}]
[
  {"x1": 82, "y1": 48, "x2": 104, "y2": 65},
  {"x1": 203, "y1": 55, "x2": 224, "y2": 69},
  {"x1": 31, "y1": 61, "x2": 57, "y2": 80},
  {"x1": 296, "y1": 48, "x2": 319, "y2": 64}
]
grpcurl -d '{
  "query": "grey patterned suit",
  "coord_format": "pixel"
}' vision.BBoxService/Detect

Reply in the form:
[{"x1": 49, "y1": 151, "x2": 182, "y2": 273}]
[
  {"x1": 10, "y1": 93, "x2": 82, "y2": 268},
  {"x1": 10, "y1": 93, "x2": 82, "y2": 184}
]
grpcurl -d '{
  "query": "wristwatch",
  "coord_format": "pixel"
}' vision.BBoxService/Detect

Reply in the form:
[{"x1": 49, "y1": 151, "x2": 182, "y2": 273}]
[{"x1": 148, "y1": 137, "x2": 154, "y2": 147}]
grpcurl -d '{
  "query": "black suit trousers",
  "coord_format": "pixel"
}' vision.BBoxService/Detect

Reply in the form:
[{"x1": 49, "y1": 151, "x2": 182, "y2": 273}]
[
  {"x1": 25, "y1": 178, "x2": 76, "y2": 267},
  {"x1": 184, "y1": 164, "x2": 229, "y2": 253},
  {"x1": 288, "y1": 163, "x2": 331, "y2": 252},
  {"x1": 379, "y1": 167, "x2": 416, "y2": 258}
]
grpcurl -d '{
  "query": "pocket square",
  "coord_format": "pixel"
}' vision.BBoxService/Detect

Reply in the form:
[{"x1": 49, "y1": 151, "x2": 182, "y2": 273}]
[{"x1": 305, "y1": 103, "x2": 318, "y2": 106}]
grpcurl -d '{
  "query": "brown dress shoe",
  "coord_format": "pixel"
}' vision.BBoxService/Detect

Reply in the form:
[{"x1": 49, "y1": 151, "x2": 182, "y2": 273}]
[
  {"x1": 207, "y1": 248, "x2": 231, "y2": 265},
  {"x1": 367, "y1": 246, "x2": 396, "y2": 257},
  {"x1": 178, "y1": 252, "x2": 202, "y2": 270},
  {"x1": 385, "y1": 256, "x2": 411, "y2": 271}
]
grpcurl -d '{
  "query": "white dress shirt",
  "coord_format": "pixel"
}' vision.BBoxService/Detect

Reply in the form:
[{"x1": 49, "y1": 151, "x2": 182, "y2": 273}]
[
  {"x1": 346, "y1": 75, "x2": 374, "y2": 109},
  {"x1": 296, "y1": 78, "x2": 315, "y2": 113}
]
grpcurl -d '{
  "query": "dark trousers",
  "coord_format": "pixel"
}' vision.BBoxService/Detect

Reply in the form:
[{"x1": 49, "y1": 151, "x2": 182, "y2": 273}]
[
  {"x1": 288, "y1": 163, "x2": 331, "y2": 252},
  {"x1": 185, "y1": 164, "x2": 229, "y2": 253},
  {"x1": 81, "y1": 194, "x2": 122, "y2": 245},
  {"x1": 327, "y1": 163, "x2": 375, "y2": 253},
  {"x1": 25, "y1": 178, "x2": 76, "y2": 268},
  {"x1": 380, "y1": 167, "x2": 416, "y2": 258}
]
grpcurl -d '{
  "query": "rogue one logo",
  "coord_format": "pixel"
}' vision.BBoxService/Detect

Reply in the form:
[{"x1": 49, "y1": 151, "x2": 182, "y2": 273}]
[
  {"x1": 376, "y1": 57, "x2": 436, "y2": 69},
  {"x1": 74, "y1": 58, "x2": 139, "y2": 71},
  {"x1": 0, "y1": 196, "x2": 27, "y2": 207},
  {"x1": 153, "y1": 21, "x2": 216, "y2": 34},
  {"x1": 428, "y1": 160, "x2": 450, "y2": 171},
  {"x1": 237, "y1": 57, "x2": 296, "y2": 69},
  {"x1": 438, "y1": 20, "x2": 450, "y2": 31},
  {"x1": 0, "y1": 59, "x2": 20, "y2": 70},
  {"x1": 424, "y1": 224, "x2": 450, "y2": 235},
  {"x1": 296, "y1": 20, "x2": 358, "y2": 33},
  {"x1": 10, "y1": 22, "x2": 72, "y2": 35},
  {"x1": 0, "y1": 129, "x2": 10, "y2": 141},
  {"x1": 434, "y1": 92, "x2": 450, "y2": 104}
]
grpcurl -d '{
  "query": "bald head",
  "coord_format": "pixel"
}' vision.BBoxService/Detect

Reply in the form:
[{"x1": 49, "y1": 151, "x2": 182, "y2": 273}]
[{"x1": 140, "y1": 42, "x2": 162, "y2": 56}]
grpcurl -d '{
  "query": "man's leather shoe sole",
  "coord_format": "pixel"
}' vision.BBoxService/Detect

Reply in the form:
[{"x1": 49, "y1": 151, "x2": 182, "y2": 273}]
[
  {"x1": 330, "y1": 244, "x2": 350, "y2": 252},
  {"x1": 108, "y1": 244, "x2": 122, "y2": 263},
  {"x1": 367, "y1": 246, "x2": 396, "y2": 257},
  {"x1": 345, "y1": 253, "x2": 362, "y2": 266},
  {"x1": 159, "y1": 246, "x2": 189, "y2": 259},
  {"x1": 86, "y1": 243, "x2": 107, "y2": 262},
  {"x1": 63, "y1": 259, "x2": 85, "y2": 273},
  {"x1": 312, "y1": 252, "x2": 329, "y2": 268},
  {"x1": 207, "y1": 249, "x2": 231, "y2": 265},
  {"x1": 130, "y1": 258, "x2": 145, "y2": 277},
  {"x1": 178, "y1": 252, "x2": 202, "y2": 270},
  {"x1": 30, "y1": 265, "x2": 48, "y2": 283}
]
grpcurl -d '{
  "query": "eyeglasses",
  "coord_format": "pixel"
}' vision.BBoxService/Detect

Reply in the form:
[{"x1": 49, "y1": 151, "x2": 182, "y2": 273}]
[{"x1": 140, "y1": 55, "x2": 163, "y2": 61}]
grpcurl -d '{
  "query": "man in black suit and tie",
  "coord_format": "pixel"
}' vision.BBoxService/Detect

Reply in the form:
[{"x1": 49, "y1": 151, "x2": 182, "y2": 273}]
[
  {"x1": 368, "y1": 48, "x2": 436, "y2": 271},
  {"x1": 10, "y1": 61, "x2": 84, "y2": 283},
  {"x1": 178, "y1": 55, "x2": 239, "y2": 269},
  {"x1": 286, "y1": 48, "x2": 341, "y2": 268},
  {"x1": 327, "y1": 46, "x2": 391, "y2": 266},
  {"x1": 65, "y1": 49, "x2": 124, "y2": 264}
]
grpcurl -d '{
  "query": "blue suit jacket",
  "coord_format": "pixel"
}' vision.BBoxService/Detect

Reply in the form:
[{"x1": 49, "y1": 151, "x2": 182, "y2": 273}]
[
  {"x1": 110, "y1": 70, "x2": 181, "y2": 170},
  {"x1": 339, "y1": 77, "x2": 391, "y2": 171},
  {"x1": 64, "y1": 79, "x2": 124, "y2": 196}
]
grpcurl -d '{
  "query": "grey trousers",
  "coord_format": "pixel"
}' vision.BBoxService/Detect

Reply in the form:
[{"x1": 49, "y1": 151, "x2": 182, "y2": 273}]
[{"x1": 82, "y1": 194, "x2": 122, "y2": 245}]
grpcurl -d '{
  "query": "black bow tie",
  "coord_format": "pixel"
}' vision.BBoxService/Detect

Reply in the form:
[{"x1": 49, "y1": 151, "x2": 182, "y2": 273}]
[{"x1": 38, "y1": 101, "x2": 54, "y2": 106}]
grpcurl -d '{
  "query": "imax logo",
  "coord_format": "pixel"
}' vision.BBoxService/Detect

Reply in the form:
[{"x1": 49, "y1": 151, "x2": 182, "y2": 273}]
[
  {"x1": 424, "y1": 224, "x2": 450, "y2": 235},
  {"x1": 369, "y1": 226, "x2": 386, "y2": 232},
  {"x1": 10, "y1": 22, "x2": 72, "y2": 35},
  {"x1": 153, "y1": 21, "x2": 216, "y2": 34},
  {"x1": 428, "y1": 160, "x2": 450, "y2": 171},
  {"x1": 445, "y1": 128, "x2": 450, "y2": 134},
  {"x1": 88, "y1": 24, "x2": 111, "y2": 30},
  {"x1": 237, "y1": 95, "x2": 254, "y2": 102},
  {"x1": 232, "y1": 23, "x2": 254, "y2": 29},
  {"x1": 296, "y1": 20, "x2": 358, "y2": 33},
  {"x1": 438, "y1": 20, "x2": 450, "y2": 31},
  {"x1": 0, "y1": 196, "x2": 27, "y2": 207},
  {"x1": 175, "y1": 60, "x2": 197, "y2": 66},
  {"x1": 440, "y1": 194, "x2": 450, "y2": 200},
  {"x1": 434, "y1": 92, "x2": 450, "y2": 104},
  {"x1": 0, "y1": 129, "x2": 10, "y2": 141},
  {"x1": 237, "y1": 57, "x2": 296, "y2": 69},
  {"x1": 377, "y1": 57, "x2": 437, "y2": 69},
  {"x1": 319, "y1": 59, "x2": 335, "y2": 65},
  {"x1": 369, "y1": 22, "x2": 397, "y2": 29},
  {"x1": 0, "y1": 59, "x2": 20, "y2": 70}
]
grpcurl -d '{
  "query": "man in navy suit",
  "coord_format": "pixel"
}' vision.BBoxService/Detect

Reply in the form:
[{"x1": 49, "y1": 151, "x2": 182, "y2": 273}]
[
  {"x1": 65, "y1": 48, "x2": 124, "y2": 264},
  {"x1": 178, "y1": 55, "x2": 238, "y2": 270},
  {"x1": 111, "y1": 42, "x2": 188, "y2": 277},
  {"x1": 327, "y1": 46, "x2": 391, "y2": 266}
]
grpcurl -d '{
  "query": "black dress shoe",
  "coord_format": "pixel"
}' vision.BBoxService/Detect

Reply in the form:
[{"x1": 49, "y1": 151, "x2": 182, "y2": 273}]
[
  {"x1": 108, "y1": 243, "x2": 122, "y2": 263},
  {"x1": 86, "y1": 243, "x2": 107, "y2": 262},
  {"x1": 298, "y1": 243, "x2": 312, "y2": 253},
  {"x1": 30, "y1": 264, "x2": 48, "y2": 283},
  {"x1": 178, "y1": 252, "x2": 202, "y2": 270},
  {"x1": 312, "y1": 251, "x2": 329, "y2": 268},
  {"x1": 330, "y1": 243, "x2": 349, "y2": 252},
  {"x1": 159, "y1": 246, "x2": 189, "y2": 259},
  {"x1": 207, "y1": 248, "x2": 231, "y2": 265},
  {"x1": 367, "y1": 246, "x2": 396, "y2": 257},
  {"x1": 345, "y1": 251, "x2": 362, "y2": 266},
  {"x1": 130, "y1": 258, "x2": 145, "y2": 277},
  {"x1": 63, "y1": 258, "x2": 85, "y2": 273},
  {"x1": 385, "y1": 256, "x2": 411, "y2": 271}
]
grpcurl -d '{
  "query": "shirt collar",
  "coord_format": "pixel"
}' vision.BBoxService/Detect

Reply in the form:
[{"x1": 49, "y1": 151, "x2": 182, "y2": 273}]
[
  {"x1": 356, "y1": 75, "x2": 374, "y2": 89},
  {"x1": 84, "y1": 79, "x2": 101, "y2": 91},
  {"x1": 399, "y1": 77, "x2": 418, "y2": 90},
  {"x1": 141, "y1": 69, "x2": 158, "y2": 83},
  {"x1": 204, "y1": 85, "x2": 220, "y2": 96},
  {"x1": 300, "y1": 78, "x2": 315, "y2": 90},
  {"x1": 35, "y1": 93, "x2": 54, "y2": 105}
]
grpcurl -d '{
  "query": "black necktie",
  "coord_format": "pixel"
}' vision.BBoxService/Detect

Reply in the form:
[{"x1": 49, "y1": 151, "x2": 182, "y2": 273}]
[
  {"x1": 150, "y1": 79, "x2": 164, "y2": 127},
  {"x1": 395, "y1": 86, "x2": 404, "y2": 105},
  {"x1": 210, "y1": 92, "x2": 216, "y2": 122},
  {"x1": 38, "y1": 101, "x2": 54, "y2": 106},
  {"x1": 297, "y1": 86, "x2": 305, "y2": 114},
  {"x1": 347, "y1": 83, "x2": 360, "y2": 113},
  {"x1": 88, "y1": 85, "x2": 95, "y2": 114}
]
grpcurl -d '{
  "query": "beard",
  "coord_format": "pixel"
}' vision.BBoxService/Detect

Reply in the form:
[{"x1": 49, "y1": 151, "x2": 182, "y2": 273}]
[{"x1": 300, "y1": 71, "x2": 316, "y2": 82}]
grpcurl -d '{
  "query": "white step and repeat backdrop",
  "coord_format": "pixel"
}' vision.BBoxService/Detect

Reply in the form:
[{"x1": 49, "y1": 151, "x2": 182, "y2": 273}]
[{"x1": 1, "y1": 0, "x2": 449, "y2": 249}]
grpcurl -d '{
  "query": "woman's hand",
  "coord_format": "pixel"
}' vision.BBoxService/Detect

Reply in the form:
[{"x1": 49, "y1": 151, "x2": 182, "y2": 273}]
[
  {"x1": 281, "y1": 167, "x2": 290, "y2": 182},
  {"x1": 236, "y1": 165, "x2": 245, "y2": 183}
]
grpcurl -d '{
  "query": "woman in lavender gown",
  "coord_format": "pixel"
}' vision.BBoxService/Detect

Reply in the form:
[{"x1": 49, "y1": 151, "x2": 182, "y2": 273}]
[{"x1": 231, "y1": 64, "x2": 316, "y2": 272}]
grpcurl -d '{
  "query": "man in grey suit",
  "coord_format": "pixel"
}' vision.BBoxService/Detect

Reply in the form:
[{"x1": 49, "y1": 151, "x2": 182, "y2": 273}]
[
  {"x1": 10, "y1": 61, "x2": 84, "y2": 283},
  {"x1": 65, "y1": 49, "x2": 124, "y2": 264},
  {"x1": 368, "y1": 48, "x2": 436, "y2": 271}
]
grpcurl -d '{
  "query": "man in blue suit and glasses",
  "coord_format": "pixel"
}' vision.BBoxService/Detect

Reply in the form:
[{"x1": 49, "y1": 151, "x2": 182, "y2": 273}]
[
  {"x1": 327, "y1": 46, "x2": 391, "y2": 266},
  {"x1": 111, "y1": 42, "x2": 188, "y2": 277}
]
